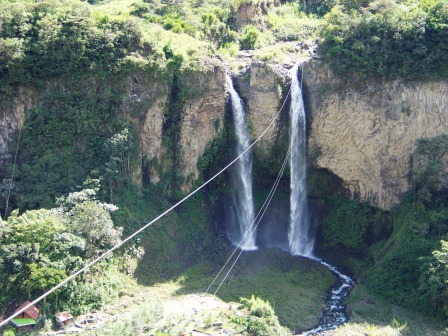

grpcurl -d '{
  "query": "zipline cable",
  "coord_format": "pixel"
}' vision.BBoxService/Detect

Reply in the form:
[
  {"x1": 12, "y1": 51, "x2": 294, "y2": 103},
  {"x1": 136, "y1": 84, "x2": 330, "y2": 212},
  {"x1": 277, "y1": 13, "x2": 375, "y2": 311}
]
[
  {"x1": 0, "y1": 77, "x2": 292, "y2": 328},
  {"x1": 212, "y1": 144, "x2": 291, "y2": 295}
]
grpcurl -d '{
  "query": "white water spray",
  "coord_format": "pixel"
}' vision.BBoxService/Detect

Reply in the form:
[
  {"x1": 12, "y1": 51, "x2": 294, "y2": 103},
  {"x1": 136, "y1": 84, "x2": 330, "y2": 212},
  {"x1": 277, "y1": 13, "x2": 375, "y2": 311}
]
[
  {"x1": 226, "y1": 75, "x2": 257, "y2": 250},
  {"x1": 288, "y1": 65, "x2": 313, "y2": 256}
]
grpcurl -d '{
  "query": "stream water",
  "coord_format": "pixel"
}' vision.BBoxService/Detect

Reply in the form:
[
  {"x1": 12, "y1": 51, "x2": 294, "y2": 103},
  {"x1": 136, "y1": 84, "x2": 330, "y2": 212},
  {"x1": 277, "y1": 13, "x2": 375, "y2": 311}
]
[
  {"x1": 295, "y1": 257, "x2": 354, "y2": 335},
  {"x1": 225, "y1": 67, "x2": 353, "y2": 334},
  {"x1": 287, "y1": 65, "x2": 353, "y2": 333}
]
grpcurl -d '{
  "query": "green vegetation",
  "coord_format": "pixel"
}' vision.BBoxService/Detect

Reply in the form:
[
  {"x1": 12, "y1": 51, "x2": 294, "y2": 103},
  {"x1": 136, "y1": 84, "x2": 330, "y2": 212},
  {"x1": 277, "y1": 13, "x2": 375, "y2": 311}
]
[
  {"x1": 0, "y1": 182, "x2": 126, "y2": 315},
  {"x1": 179, "y1": 249, "x2": 334, "y2": 329},
  {"x1": 339, "y1": 284, "x2": 445, "y2": 335},
  {"x1": 364, "y1": 135, "x2": 448, "y2": 318},
  {"x1": 315, "y1": 135, "x2": 448, "y2": 325},
  {"x1": 420, "y1": 240, "x2": 448, "y2": 318},
  {"x1": 322, "y1": 198, "x2": 385, "y2": 252},
  {"x1": 1, "y1": 0, "x2": 448, "y2": 334},
  {"x1": 79, "y1": 248, "x2": 333, "y2": 335},
  {"x1": 320, "y1": 0, "x2": 448, "y2": 79},
  {"x1": 232, "y1": 295, "x2": 289, "y2": 336}
]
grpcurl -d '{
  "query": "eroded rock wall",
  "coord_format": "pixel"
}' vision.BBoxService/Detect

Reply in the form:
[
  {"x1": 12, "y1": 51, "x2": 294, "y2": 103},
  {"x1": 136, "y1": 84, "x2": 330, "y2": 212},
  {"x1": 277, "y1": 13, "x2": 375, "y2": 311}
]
[
  {"x1": 235, "y1": 61, "x2": 289, "y2": 159},
  {"x1": 306, "y1": 62, "x2": 448, "y2": 210},
  {"x1": 0, "y1": 88, "x2": 32, "y2": 154},
  {"x1": 0, "y1": 66, "x2": 228, "y2": 192},
  {"x1": 178, "y1": 67, "x2": 227, "y2": 189},
  {"x1": 7, "y1": 59, "x2": 445, "y2": 211},
  {"x1": 129, "y1": 74, "x2": 169, "y2": 185}
]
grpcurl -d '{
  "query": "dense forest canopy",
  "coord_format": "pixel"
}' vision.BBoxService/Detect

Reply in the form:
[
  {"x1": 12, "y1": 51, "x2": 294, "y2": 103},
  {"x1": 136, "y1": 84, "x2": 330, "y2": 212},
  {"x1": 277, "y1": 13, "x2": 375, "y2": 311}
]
[{"x1": 0, "y1": 0, "x2": 447, "y2": 90}]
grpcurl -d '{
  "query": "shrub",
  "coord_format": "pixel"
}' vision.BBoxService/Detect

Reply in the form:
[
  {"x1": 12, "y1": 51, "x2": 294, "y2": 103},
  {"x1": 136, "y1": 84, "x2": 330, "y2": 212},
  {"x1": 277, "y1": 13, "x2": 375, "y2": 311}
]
[
  {"x1": 232, "y1": 296, "x2": 289, "y2": 336},
  {"x1": 240, "y1": 25, "x2": 259, "y2": 49}
]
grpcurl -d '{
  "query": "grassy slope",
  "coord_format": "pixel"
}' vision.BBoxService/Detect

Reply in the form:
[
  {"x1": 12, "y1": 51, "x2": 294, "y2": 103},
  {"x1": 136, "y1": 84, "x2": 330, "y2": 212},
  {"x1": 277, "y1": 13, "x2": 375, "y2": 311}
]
[
  {"x1": 179, "y1": 249, "x2": 334, "y2": 330},
  {"x1": 86, "y1": 249, "x2": 334, "y2": 335},
  {"x1": 335, "y1": 285, "x2": 448, "y2": 336}
]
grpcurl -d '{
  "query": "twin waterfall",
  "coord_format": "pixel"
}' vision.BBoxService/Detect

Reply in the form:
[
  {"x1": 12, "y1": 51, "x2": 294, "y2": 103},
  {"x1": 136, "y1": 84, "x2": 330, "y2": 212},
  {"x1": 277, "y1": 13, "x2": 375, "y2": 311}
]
[
  {"x1": 227, "y1": 66, "x2": 313, "y2": 256},
  {"x1": 227, "y1": 69, "x2": 352, "y2": 334}
]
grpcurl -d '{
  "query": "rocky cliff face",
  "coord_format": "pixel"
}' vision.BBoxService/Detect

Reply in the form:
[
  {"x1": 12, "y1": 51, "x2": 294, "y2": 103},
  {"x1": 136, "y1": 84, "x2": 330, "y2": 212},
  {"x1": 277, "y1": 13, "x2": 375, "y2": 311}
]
[
  {"x1": 235, "y1": 61, "x2": 288, "y2": 159},
  {"x1": 178, "y1": 67, "x2": 227, "y2": 189},
  {"x1": 0, "y1": 88, "x2": 32, "y2": 155},
  {"x1": 3, "y1": 59, "x2": 446, "y2": 211},
  {"x1": 130, "y1": 74, "x2": 169, "y2": 184},
  {"x1": 124, "y1": 66, "x2": 228, "y2": 189},
  {"x1": 306, "y1": 62, "x2": 448, "y2": 210}
]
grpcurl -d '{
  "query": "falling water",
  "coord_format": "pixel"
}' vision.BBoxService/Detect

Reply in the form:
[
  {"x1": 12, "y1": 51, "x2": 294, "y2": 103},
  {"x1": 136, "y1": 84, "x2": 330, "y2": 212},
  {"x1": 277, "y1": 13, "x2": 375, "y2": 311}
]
[
  {"x1": 226, "y1": 75, "x2": 257, "y2": 250},
  {"x1": 286, "y1": 67, "x2": 353, "y2": 334},
  {"x1": 288, "y1": 64, "x2": 313, "y2": 257}
]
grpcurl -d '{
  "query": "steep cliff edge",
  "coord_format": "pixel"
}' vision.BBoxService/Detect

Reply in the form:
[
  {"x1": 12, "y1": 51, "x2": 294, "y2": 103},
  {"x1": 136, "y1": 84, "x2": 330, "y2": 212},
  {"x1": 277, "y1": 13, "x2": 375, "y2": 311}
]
[
  {"x1": 306, "y1": 62, "x2": 448, "y2": 210},
  {"x1": 137, "y1": 66, "x2": 227, "y2": 189},
  {"x1": 3, "y1": 60, "x2": 448, "y2": 212}
]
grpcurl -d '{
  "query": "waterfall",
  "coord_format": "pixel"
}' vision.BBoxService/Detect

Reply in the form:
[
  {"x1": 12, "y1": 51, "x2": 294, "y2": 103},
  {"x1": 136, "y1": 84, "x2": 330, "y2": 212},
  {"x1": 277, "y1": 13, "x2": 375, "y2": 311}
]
[
  {"x1": 226, "y1": 75, "x2": 257, "y2": 250},
  {"x1": 288, "y1": 65, "x2": 313, "y2": 257}
]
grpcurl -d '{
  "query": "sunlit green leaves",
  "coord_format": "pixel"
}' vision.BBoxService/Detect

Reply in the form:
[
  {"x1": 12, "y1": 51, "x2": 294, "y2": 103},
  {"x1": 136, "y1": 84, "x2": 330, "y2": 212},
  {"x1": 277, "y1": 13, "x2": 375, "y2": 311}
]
[
  {"x1": 419, "y1": 240, "x2": 448, "y2": 317},
  {"x1": 320, "y1": 0, "x2": 448, "y2": 79}
]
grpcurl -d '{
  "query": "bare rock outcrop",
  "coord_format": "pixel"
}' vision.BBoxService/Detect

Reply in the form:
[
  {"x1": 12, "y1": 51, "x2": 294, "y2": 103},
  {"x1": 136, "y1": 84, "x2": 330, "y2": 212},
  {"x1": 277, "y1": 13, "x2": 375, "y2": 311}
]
[
  {"x1": 0, "y1": 88, "x2": 32, "y2": 154},
  {"x1": 234, "y1": 3, "x2": 258, "y2": 30},
  {"x1": 179, "y1": 67, "x2": 227, "y2": 189},
  {"x1": 233, "y1": 1, "x2": 278, "y2": 30},
  {"x1": 306, "y1": 62, "x2": 448, "y2": 210},
  {"x1": 235, "y1": 61, "x2": 289, "y2": 158},
  {"x1": 131, "y1": 75, "x2": 169, "y2": 184}
]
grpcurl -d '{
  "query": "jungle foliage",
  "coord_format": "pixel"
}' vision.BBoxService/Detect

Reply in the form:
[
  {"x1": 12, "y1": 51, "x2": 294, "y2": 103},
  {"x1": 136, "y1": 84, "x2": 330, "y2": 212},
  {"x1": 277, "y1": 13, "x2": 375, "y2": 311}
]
[
  {"x1": 318, "y1": 135, "x2": 448, "y2": 320},
  {"x1": 0, "y1": 0, "x2": 448, "y2": 330},
  {"x1": 320, "y1": 0, "x2": 448, "y2": 79},
  {"x1": 315, "y1": 135, "x2": 448, "y2": 321},
  {"x1": 0, "y1": 183, "x2": 126, "y2": 315}
]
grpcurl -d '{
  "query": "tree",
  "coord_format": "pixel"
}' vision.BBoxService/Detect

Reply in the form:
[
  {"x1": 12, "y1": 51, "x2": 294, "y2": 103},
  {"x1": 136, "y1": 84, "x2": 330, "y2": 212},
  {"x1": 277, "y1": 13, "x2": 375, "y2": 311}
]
[
  {"x1": 69, "y1": 201, "x2": 122, "y2": 261},
  {"x1": 103, "y1": 128, "x2": 134, "y2": 201},
  {"x1": 320, "y1": 0, "x2": 448, "y2": 79},
  {"x1": 240, "y1": 25, "x2": 259, "y2": 50},
  {"x1": 56, "y1": 181, "x2": 122, "y2": 262},
  {"x1": 2, "y1": 209, "x2": 64, "y2": 248},
  {"x1": 23, "y1": 263, "x2": 66, "y2": 309},
  {"x1": 420, "y1": 240, "x2": 448, "y2": 317},
  {"x1": 0, "y1": 209, "x2": 73, "y2": 299}
]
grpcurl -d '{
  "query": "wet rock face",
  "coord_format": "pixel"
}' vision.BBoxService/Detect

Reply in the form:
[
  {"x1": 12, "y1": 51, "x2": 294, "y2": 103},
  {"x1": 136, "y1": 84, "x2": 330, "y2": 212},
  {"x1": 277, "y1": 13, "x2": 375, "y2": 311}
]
[{"x1": 306, "y1": 62, "x2": 448, "y2": 210}]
